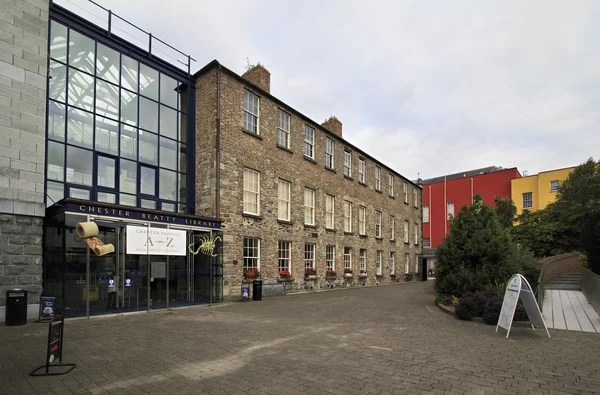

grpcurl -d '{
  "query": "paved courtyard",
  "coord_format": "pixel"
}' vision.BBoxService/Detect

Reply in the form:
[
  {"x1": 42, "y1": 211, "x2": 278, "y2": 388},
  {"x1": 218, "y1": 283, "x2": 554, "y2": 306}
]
[{"x1": 1, "y1": 281, "x2": 599, "y2": 395}]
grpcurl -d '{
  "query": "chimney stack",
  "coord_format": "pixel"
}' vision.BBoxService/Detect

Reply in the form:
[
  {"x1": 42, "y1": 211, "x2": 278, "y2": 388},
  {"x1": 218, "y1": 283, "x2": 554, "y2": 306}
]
[
  {"x1": 322, "y1": 116, "x2": 342, "y2": 138},
  {"x1": 242, "y1": 64, "x2": 271, "y2": 93}
]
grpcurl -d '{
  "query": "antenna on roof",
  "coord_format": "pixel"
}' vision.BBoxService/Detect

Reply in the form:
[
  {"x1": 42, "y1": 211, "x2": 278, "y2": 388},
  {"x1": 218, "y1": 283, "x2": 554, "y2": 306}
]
[{"x1": 245, "y1": 57, "x2": 252, "y2": 71}]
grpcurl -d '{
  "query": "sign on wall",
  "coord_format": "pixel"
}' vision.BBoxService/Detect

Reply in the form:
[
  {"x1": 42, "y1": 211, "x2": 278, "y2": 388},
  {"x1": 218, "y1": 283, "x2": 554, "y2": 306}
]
[
  {"x1": 496, "y1": 274, "x2": 550, "y2": 338},
  {"x1": 126, "y1": 225, "x2": 187, "y2": 256}
]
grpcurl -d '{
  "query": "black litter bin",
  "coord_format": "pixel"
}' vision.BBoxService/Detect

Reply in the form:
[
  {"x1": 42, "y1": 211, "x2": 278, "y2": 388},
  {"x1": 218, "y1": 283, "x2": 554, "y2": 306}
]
[
  {"x1": 252, "y1": 279, "x2": 263, "y2": 301},
  {"x1": 5, "y1": 289, "x2": 28, "y2": 326}
]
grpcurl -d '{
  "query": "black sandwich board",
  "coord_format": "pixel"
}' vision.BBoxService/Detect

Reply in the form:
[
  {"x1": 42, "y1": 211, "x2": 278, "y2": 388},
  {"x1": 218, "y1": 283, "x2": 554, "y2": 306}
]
[{"x1": 29, "y1": 316, "x2": 76, "y2": 376}]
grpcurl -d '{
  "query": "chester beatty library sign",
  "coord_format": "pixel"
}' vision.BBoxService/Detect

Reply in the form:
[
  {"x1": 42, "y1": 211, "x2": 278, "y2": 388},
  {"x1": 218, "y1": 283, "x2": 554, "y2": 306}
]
[{"x1": 65, "y1": 202, "x2": 222, "y2": 229}]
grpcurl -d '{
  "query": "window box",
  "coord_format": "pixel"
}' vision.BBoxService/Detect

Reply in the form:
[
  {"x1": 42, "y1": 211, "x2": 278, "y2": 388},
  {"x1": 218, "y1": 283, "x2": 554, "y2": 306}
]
[
  {"x1": 242, "y1": 279, "x2": 255, "y2": 284},
  {"x1": 326, "y1": 270, "x2": 336, "y2": 278},
  {"x1": 359, "y1": 273, "x2": 368, "y2": 278},
  {"x1": 326, "y1": 276, "x2": 337, "y2": 281},
  {"x1": 390, "y1": 273, "x2": 397, "y2": 277},
  {"x1": 304, "y1": 275, "x2": 317, "y2": 280},
  {"x1": 278, "y1": 277, "x2": 294, "y2": 283},
  {"x1": 375, "y1": 273, "x2": 383, "y2": 277},
  {"x1": 344, "y1": 273, "x2": 354, "y2": 278}
]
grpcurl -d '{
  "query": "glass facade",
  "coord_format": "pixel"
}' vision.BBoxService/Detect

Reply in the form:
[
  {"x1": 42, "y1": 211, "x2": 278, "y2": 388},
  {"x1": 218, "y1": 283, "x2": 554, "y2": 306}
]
[{"x1": 46, "y1": 20, "x2": 190, "y2": 213}]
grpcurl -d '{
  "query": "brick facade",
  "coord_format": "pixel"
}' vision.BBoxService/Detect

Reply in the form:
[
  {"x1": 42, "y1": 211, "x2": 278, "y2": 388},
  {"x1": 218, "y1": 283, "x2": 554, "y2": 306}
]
[
  {"x1": 196, "y1": 63, "x2": 422, "y2": 298},
  {"x1": 0, "y1": 0, "x2": 49, "y2": 311}
]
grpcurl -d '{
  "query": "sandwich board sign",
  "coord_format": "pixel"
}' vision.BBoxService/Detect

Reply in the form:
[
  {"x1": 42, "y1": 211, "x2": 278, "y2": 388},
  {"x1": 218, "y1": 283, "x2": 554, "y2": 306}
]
[{"x1": 496, "y1": 274, "x2": 550, "y2": 338}]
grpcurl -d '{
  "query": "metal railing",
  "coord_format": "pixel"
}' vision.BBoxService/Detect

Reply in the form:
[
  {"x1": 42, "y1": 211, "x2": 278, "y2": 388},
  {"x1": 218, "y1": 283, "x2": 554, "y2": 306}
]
[
  {"x1": 52, "y1": 0, "x2": 196, "y2": 74},
  {"x1": 582, "y1": 267, "x2": 600, "y2": 315},
  {"x1": 537, "y1": 251, "x2": 582, "y2": 310}
]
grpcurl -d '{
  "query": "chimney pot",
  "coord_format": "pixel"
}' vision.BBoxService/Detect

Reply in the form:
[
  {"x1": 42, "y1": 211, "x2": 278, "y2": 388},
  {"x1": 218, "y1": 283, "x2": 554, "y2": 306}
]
[
  {"x1": 322, "y1": 116, "x2": 342, "y2": 138},
  {"x1": 242, "y1": 63, "x2": 271, "y2": 93}
]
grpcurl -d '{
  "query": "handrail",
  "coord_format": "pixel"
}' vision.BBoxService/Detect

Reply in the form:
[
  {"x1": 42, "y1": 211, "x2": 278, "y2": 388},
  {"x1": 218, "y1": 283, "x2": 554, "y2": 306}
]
[{"x1": 537, "y1": 251, "x2": 582, "y2": 310}]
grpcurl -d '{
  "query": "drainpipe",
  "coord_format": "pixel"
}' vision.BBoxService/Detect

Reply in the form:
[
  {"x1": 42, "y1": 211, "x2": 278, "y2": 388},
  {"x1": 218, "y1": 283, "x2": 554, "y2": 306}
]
[
  {"x1": 471, "y1": 177, "x2": 474, "y2": 202},
  {"x1": 444, "y1": 176, "x2": 447, "y2": 236},
  {"x1": 429, "y1": 185, "x2": 432, "y2": 242},
  {"x1": 216, "y1": 65, "x2": 221, "y2": 218}
]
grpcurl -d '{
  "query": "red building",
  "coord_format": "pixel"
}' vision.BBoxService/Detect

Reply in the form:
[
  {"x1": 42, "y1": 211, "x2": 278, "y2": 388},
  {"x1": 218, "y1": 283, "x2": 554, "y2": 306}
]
[{"x1": 421, "y1": 166, "x2": 521, "y2": 253}]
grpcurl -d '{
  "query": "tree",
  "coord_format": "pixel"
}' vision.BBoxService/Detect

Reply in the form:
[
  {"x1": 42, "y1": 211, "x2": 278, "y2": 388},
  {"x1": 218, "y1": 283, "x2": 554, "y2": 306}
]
[{"x1": 494, "y1": 196, "x2": 517, "y2": 229}]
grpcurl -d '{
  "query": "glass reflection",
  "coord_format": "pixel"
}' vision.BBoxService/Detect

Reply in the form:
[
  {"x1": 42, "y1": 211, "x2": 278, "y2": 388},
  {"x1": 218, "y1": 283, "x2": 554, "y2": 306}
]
[
  {"x1": 178, "y1": 143, "x2": 186, "y2": 173},
  {"x1": 120, "y1": 193, "x2": 136, "y2": 206},
  {"x1": 178, "y1": 173, "x2": 186, "y2": 204},
  {"x1": 139, "y1": 64, "x2": 158, "y2": 100},
  {"x1": 68, "y1": 69, "x2": 94, "y2": 111},
  {"x1": 120, "y1": 90, "x2": 138, "y2": 126},
  {"x1": 141, "y1": 167, "x2": 156, "y2": 195},
  {"x1": 120, "y1": 159, "x2": 137, "y2": 194},
  {"x1": 47, "y1": 141, "x2": 64, "y2": 182},
  {"x1": 139, "y1": 97, "x2": 158, "y2": 133},
  {"x1": 160, "y1": 73, "x2": 178, "y2": 108},
  {"x1": 159, "y1": 169, "x2": 177, "y2": 200},
  {"x1": 141, "y1": 199, "x2": 156, "y2": 209},
  {"x1": 48, "y1": 101, "x2": 66, "y2": 141},
  {"x1": 96, "y1": 43, "x2": 120, "y2": 84},
  {"x1": 120, "y1": 124, "x2": 137, "y2": 160},
  {"x1": 178, "y1": 112, "x2": 187, "y2": 144},
  {"x1": 70, "y1": 187, "x2": 91, "y2": 200},
  {"x1": 50, "y1": 21, "x2": 67, "y2": 62},
  {"x1": 95, "y1": 79, "x2": 119, "y2": 120},
  {"x1": 162, "y1": 202, "x2": 175, "y2": 212},
  {"x1": 47, "y1": 181, "x2": 64, "y2": 207},
  {"x1": 139, "y1": 131, "x2": 157, "y2": 165},
  {"x1": 49, "y1": 61, "x2": 66, "y2": 102},
  {"x1": 97, "y1": 192, "x2": 116, "y2": 204},
  {"x1": 97, "y1": 156, "x2": 116, "y2": 188},
  {"x1": 69, "y1": 30, "x2": 95, "y2": 74},
  {"x1": 159, "y1": 105, "x2": 177, "y2": 139},
  {"x1": 121, "y1": 55, "x2": 138, "y2": 92},
  {"x1": 66, "y1": 146, "x2": 93, "y2": 186},
  {"x1": 67, "y1": 107, "x2": 93, "y2": 149},
  {"x1": 95, "y1": 116, "x2": 118, "y2": 155},
  {"x1": 159, "y1": 137, "x2": 177, "y2": 170}
]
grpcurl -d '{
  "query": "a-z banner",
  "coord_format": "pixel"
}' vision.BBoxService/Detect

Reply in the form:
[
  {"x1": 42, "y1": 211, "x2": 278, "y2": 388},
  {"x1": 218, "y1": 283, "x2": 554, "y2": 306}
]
[{"x1": 496, "y1": 274, "x2": 551, "y2": 339}]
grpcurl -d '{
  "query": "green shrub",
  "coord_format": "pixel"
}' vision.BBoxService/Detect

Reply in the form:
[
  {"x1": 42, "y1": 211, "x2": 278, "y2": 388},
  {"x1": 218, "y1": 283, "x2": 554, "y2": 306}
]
[
  {"x1": 455, "y1": 296, "x2": 478, "y2": 320},
  {"x1": 482, "y1": 298, "x2": 503, "y2": 325},
  {"x1": 451, "y1": 295, "x2": 459, "y2": 306},
  {"x1": 472, "y1": 291, "x2": 498, "y2": 317}
]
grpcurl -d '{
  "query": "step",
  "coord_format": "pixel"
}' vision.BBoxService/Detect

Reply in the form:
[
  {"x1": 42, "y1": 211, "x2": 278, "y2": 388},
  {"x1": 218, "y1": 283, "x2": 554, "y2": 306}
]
[{"x1": 546, "y1": 283, "x2": 582, "y2": 290}]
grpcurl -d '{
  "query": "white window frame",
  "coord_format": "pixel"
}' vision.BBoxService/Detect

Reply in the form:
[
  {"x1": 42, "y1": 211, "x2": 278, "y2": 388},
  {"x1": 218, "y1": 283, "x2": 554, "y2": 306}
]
[
  {"x1": 375, "y1": 166, "x2": 381, "y2": 191},
  {"x1": 389, "y1": 252, "x2": 395, "y2": 275},
  {"x1": 304, "y1": 187, "x2": 315, "y2": 225},
  {"x1": 388, "y1": 174, "x2": 394, "y2": 197},
  {"x1": 304, "y1": 243, "x2": 315, "y2": 269},
  {"x1": 447, "y1": 202, "x2": 454, "y2": 219},
  {"x1": 389, "y1": 216, "x2": 395, "y2": 240},
  {"x1": 403, "y1": 182, "x2": 408, "y2": 203},
  {"x1": 344, "y1": 247, "x2": 352, "y2": 270},
  {"x1": 278, "y1": 179, "x2": 291, "y2": 221},
  {"x1": 277, "y1": 109, "x2": 291, "y2": 149},
  {"x1": 243, "y1": 168, "x2": 260, "y2": 215},
  {"x1": 243, "y1": 237, "x2": 260, "y2": 270},
  {"x1": 376, "y1": 250, "x2": 382, "y2": 275},
  {"x1": 375, "y1": 211, "x2": 382, "y2": 238},
  {"x1": 414, "y1": 187, "x2": 418, "y2": 207},
  {"x1": 326, "y1": 194, "x2": 335, "y2": 229},
  {"x1": 424, "y1": 238, "x2": 431, "y2": 248},
  {"x1": 359, "y1": 206, "x2": 366, "y2": 235},
  {"x1": 404, "y1": 220, "x2": 409, "y2": 243},
  {"x1": 344, "y1": 150, "x2": 352, "y2": 177},
  {"x1": 550, "y1": 180, "x2": 560, "y2": 192},
  {"x1": 405, "y1": 253, "x2": 410, "y2": 274},
  {"x1": 359, "y1": 249, "x2": 366, "y2": 273},
  {"x1": 522, "y1": 193, "x2": 533, "y2": 209},
  {"x1": 358, "y1": 158, "x2": 365, "y2": 183},
  {"x1": 414, "y1": 223, "x2": 419, "y2": 245},
  {"x1": 325, "y1": 138, "x2": 334, "y2": 169},
  {"x1": 278, "y1": 241, "x2": 291, "y2": 272},
  {"x1": 243, "y1": 90, "x2": 259, "y2": 134},
  {"x1": 423, "y1": 205, "x2": 429, "y2": 223},
  {"x1": 326, "y1": 245, "x2": 335, "y2": 271},
  {"x1": 344, "y1": 201, "x2": 352, "y2": 233},
  {"x1": 304, "y1": 124, "x2": 314, "y2": 159}
]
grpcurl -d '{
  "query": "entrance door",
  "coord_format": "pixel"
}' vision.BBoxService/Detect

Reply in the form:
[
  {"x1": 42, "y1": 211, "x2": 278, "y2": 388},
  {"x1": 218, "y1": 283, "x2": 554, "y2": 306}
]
[
  {"x1": 88, "y1": 220, "x2": 119, "y2": 316},
  {"x1": 121, "y1": 225, "x2": 149, "y2": 312}
]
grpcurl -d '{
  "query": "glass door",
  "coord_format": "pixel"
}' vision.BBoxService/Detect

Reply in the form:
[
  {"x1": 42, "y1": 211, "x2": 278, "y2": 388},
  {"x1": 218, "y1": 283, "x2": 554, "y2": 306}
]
[
  {"x1": 88, "y1": 220, "x2": 119, "y2": 316},
  {"x1": 121, "y1": 224, "x2": 149, "y2": 312}
]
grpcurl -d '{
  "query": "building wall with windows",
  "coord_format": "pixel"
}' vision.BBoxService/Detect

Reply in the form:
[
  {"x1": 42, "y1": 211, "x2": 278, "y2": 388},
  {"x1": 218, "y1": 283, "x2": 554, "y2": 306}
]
[
  {"x1": 195, "y1": 62, "x2": 422, "y2": 298},
  {"x1": 511, "y1": 166, "x2": 575, "y2": 215}
]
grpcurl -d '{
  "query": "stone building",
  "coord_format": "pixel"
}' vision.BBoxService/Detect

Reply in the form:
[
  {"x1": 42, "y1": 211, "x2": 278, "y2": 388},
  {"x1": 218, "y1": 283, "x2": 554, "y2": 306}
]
[{"x1": 195, "y1": 61, "x2": 423, "y2": 298}]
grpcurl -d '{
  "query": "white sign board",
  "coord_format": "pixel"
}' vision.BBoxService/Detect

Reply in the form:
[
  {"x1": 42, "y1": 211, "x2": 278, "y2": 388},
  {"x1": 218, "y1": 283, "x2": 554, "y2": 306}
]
[
  {"x1": 126, "y1": 225, "x2": 187, "y2": 256},
  {"x1": 496, "y1": 274, "x2": 550, "y2": 338}
]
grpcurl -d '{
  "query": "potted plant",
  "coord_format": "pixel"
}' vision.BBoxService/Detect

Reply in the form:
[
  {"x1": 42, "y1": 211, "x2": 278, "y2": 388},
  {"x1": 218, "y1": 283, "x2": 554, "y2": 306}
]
[
  {"x1": 326, "y1": 269, "x2": 337, "y2": 278},
  {"x1": 359, "y1": 269, "x2": 367, "y2": 278},
  {"x1": 304, "y1": 267, "x2": 317, "y2": 279},
  {"x1": 344, "y1": 268, "x2": 353, "y2": 278},
  {"x1": 279, "y1": 269, "x2": 293, "y2": 281},
  {"x1": 243, "y1": 268, "x2": 260, "y2": 281}
]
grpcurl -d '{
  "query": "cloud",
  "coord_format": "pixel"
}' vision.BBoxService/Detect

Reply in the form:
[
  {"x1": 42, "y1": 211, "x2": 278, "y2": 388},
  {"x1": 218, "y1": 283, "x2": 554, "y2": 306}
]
[{"x1": 72, "y1": 0, "x2": 599, "y2": 179}]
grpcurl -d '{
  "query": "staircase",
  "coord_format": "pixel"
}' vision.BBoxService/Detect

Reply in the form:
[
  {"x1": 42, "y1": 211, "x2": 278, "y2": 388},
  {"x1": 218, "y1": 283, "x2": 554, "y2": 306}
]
[{"x1": 546, "y1": 271, "x2": 582, "y2": 290}]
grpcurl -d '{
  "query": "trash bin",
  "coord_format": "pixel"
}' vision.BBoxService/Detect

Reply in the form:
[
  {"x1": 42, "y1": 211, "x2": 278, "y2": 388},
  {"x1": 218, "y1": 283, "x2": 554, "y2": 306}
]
[
  {"x1": 5, "y1": 289, "x2": 28, "y2": 326},
  {"x1": 252, "y1": 279, "x2": 263, "y2": 301}
]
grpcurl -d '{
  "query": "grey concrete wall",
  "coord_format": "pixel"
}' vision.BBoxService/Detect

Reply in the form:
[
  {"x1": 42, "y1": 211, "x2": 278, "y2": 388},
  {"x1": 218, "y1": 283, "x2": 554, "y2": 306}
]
[
  {"x1": 582, "y1": 267, "x2": 600, "y2": 316},
  {"x1": 0, "y1": 0, "x2": 49, "y2": 309}
]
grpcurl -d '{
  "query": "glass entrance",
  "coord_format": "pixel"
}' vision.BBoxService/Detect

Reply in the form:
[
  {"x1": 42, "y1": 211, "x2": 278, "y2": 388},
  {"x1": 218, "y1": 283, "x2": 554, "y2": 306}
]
[{"x1": 89, "y1": 220, "x2": 119, "y2": 316}]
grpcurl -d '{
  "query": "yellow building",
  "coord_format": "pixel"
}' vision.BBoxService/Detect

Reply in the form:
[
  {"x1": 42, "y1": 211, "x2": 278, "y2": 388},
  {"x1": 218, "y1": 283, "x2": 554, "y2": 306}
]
[{"x1": 511, "y1": 166, "x2": 576, "y2": 215}]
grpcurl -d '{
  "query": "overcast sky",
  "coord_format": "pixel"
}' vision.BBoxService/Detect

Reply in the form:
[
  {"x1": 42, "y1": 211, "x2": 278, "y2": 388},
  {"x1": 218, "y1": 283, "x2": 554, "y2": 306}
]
[{"x1": 62, "y1": 0, "x2": 599, "y2": 180}]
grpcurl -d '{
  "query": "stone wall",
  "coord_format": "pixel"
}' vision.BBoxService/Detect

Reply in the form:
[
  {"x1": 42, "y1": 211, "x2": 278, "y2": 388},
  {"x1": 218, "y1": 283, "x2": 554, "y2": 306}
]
[
  {"x1": 196, "y1": 66, "x2": 422, "y2": 298},
  {"x1": 0, "y1": 0, "x2": 49, "y2": 311}
]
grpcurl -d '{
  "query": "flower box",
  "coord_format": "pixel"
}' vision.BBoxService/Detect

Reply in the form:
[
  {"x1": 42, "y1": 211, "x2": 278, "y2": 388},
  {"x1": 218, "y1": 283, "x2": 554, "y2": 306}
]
[
  {"x1": 344, "y1": 273, "x2": 353, "y2": 278},
  {"x1": 359, "y1": 273, "x2": 368, "y2": 278},
  {"x1": 326, "y1": 276, "x2": 337, "y2": 281},
  {"x1": 278, "y1": 277, "x2": 294, "y2": 283},
  {"x1": 305, "y1": 275, "x2": 317, "y2": 280}
]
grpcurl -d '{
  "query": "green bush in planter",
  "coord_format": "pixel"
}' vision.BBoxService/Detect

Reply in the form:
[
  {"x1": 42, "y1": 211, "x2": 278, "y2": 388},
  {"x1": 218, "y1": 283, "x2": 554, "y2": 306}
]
[
  {"x1": 455, "y1": 296, "x2": 479, "y2": 320},
  {"x1": 482, "y1": 298, "x2": 503, "y2": 325}
]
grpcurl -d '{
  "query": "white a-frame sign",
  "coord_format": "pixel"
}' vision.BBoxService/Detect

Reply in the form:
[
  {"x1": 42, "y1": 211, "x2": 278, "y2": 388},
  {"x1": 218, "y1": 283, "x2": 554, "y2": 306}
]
[{"x1": 496, "y1": 274, "x2": 550, "y2": 338}]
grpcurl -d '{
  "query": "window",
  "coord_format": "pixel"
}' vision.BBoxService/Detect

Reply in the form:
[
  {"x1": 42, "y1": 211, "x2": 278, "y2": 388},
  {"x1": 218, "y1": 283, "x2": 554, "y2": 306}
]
[
  {"x1": 415, "y1": 223, "x2": 419, "y2": 245},
  {"x1": 344, "y1": 150, "x2": 352, "y2": 177},
  {"x1": 388, "y1": 174, "x2": 394, "y2": 196},
  {"x1": 243, "y1": 90, "x2": 259, "y2": 134},
  {"x1": 359, "y1": 206, "x2": 366, "y2": 235},
  {"x1": 243, "y1": 168, "x2": 260, "y2": 215},
  {"x1": 278, "y1": 179, "x2": 291, "y2": 221},
  {"x1": 404, "y1": 220, "x2": 409, "y2": 243},
  {"x1": 389, "y1": 252, "x2": 396, "y2": 275},
  {"x1": 375, "y1": 166, "x2": 381, "y2": 191},
  {"x1": 550, "y1": 180, "x2": 560, "y2": 192},
  {"x1": 326, "y1": 194, "x2": 335, "y2": 229},
  {"x1": 326, "y1": 245, "x2": 335, "y2": 271},
  {"x1": 359, "y1": 249, "x2": 366, "y2": 273},
  {"x1": 304, "y1": 125, "x2": 314, "y2": 158},
  {"x1": 277, "y1": 109, "x2": 290, "y2": 148},
  {"x1": 278, "y1": 241, "x2": 291, "y2": 272},
  {"x1": 414, "y1": 188, "x2": 418, "y2": 207},
  {"x1": 305, "y1": 244, "x2": 315, "y2": 269},
  {"x1": 304, "y1": 188, "x2": 315, "y2": 225},
  {"x1": 405, "y1": 253, "x2": 410, "y2": 274},
  {"x1": 344, "y1": 247, "x2": 352, "y2": 270},
  {"x1": 424, "y1": 238, "x2": 431, "y2": 248},
  {"x1": 376, "y1": 251, "x2": 383, "y2": 275},
  {"x1": 522, "y1": 193, "x2": 533, "y2": 209},
  {"x1": 344, "y1": 201, "x2": 353, "y2": 232},
  {"x1": 403, "y1": 182, "x2": 408, "y2": 203},
  {"x1": 447, "y1": 202, "x2": 454, "y2": 219},
  {"x1": 243, "y1": 237, "x2": 260, "y2": 270},
  {"x1": 423, "y1": 205, "x2": 429, "y2": 223},
  {"x1": 325, "y1": 138, "x2": 334, "y2": 169},
  {"x1": 375, "y1": 211, "x2": 382, "y2": 238},
  {"x1": 389, "y1": 216, "x2": 395, "y2": 240},
  {"x1": 358, "y1": 158, "x2": 365, "y2": 183}
]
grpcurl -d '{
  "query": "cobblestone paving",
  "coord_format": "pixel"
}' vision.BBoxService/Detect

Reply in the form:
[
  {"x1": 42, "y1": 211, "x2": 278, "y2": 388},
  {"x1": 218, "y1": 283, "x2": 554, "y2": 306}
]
[{"x1": 1, "y1": 281, "x2": 599, "y2": 394}]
